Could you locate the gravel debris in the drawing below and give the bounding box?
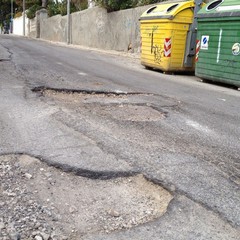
[0,154,172,239]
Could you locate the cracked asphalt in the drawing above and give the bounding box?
[0,35,240,239]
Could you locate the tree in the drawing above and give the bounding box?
[15,0,41,10]
[0,0,14,27]
[94,0,165,12]
[71,0,88,11]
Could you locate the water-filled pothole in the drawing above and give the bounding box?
[0,154,173,239]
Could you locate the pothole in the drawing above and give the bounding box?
[96,104,165,121]
[0,154,173,239]
[32,87,143,96]
[34,87,166,121]
[0,59,11,62]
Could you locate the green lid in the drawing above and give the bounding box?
[197,0,240,18]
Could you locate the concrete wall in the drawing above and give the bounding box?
[40,14,68,43]
[71,6,148,52]
[39,1,213,52]
[28,18,37,38]
[40,5,151,52]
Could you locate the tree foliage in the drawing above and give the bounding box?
[0,0,171,25]
[26,0,88,18]
[0,0,88,23]
[94,0,167,12]
[26,4,42,18]
[50,0,77,16]
[0,0,11,26]
[72,0,88,11]
[94,0,137,12]
[15,0,40,9]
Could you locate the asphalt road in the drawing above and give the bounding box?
[0,35,239,239]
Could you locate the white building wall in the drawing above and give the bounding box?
[13,15,29,36]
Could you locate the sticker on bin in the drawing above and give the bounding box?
[232,43,240,56]
[216,5,240,12]
[164,38,171,57]
[196,40,200,62]
[201,36,209,50]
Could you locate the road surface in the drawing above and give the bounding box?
[0,35,239,239]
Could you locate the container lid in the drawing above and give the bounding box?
[140,0,195,20]
[197,0,240,18]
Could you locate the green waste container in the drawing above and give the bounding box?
[196,0,240,87]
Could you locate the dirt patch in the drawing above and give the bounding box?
[0,155,173,240]
[41,90,165,122]
[94,104,164,122]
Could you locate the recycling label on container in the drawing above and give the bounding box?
[232,43,240,56]
[200,35,209,50]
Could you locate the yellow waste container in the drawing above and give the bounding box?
[140,0,202,72]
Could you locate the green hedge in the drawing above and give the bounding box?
[26,4,42,19]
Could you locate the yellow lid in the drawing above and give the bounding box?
[140,0,195,20]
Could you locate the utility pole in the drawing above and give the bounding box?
[10,0,13,33]
[23,0,25,36]
[67,0,70,44]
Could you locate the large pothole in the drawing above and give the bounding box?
[36,88,166,122]
[0,155,173,240]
